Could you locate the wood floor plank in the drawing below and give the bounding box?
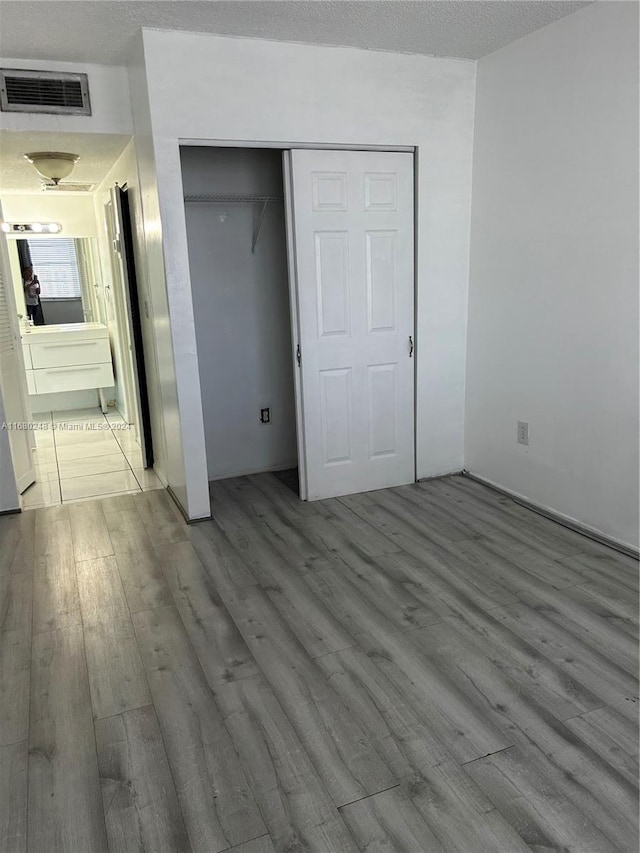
[452,529,586,591]
[452,475,633,562]
[421,478,583,560]
[305,567,407,644]
[132,605,266,852]
[355,626,513,764]
[224,476,312,535]
[247,472,320,521]
[465,745,620,853]
[95,493,137,514]
[339,786,446,853]
[188,522,258,592]
[318,496,404,556]
[374,531,519,611]
[0,637,30,746]
[389,483,475,540]
[513,584,638,674]
[29,625,108,853]
[225,526,355,658]
[329,544,446,632]
[437,594,605,720]
[248,516,334,572]
[559,550,639,590]
[224,585,396,807]
[560,583,639,640]
[369,487,472,546]
[214,675,360,852]
[493,601,639,707]
[105,509,173,613]
[226,836,276,853]
[317,648,533,852]
[340,490,454,552]
[0,740,27,853]
[0,511,35,575]
[133,489,188,546]
[576,575,639,623]
[95,705,192,853]
[0,569,32,641]
[209,479,260,532]
[157,540,260,685]
[76,556,151,719]
[69,501,113,561]
[409,621,639,851]
[32,517,81,635]
[563,705,639,787]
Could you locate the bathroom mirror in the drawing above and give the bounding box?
[9,236,101,326]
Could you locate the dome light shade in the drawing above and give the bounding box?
[24,151,79,185]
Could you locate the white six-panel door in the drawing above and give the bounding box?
[286,150,414,500]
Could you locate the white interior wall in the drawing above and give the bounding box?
[466,1,639,548]
[0,194,98,236]
[181,147,297,480]
[140,29,476,518]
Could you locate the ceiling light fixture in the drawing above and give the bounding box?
[0,221,62,234]
[24,151,79,185]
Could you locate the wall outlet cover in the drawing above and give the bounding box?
[517,420,529,446]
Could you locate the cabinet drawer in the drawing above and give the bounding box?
[33,362,115,394]
[22,345,33,369]
[30,338,111,369]
[25,369,36,395]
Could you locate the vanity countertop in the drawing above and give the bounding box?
[22,322,109,344]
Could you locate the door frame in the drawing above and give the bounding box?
[103,193,139,431]
[0,201,36,500]
[179,139,419,499]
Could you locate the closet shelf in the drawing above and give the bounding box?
[184,194,284,253]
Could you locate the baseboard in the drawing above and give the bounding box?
[208,462,298,481]
[417,469,464,483]
[0,506,21,516]
[462,470,639,561]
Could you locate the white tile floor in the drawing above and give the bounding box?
[21,408,163,510]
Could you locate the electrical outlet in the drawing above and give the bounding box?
[517,421,529,446]
[260,407,271,425]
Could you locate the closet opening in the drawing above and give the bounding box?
[181,146,300,500]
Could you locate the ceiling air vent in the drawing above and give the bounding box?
[0,69,91,115]
[42,181,95,193]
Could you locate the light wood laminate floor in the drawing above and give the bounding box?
[1,473,637,853]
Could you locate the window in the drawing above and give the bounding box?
[28,238,81,299]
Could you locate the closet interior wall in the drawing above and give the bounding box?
[181,146,297,481]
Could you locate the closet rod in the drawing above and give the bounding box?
[183,194,283,203]
[183,194,284,252]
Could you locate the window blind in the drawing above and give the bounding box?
[0,260,15,354]
[28,238,81,299]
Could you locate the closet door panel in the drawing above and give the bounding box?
[287,150,414,500]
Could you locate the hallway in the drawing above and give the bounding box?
[21,408,162,510]
[0,475,637,852]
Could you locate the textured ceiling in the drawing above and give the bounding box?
[0,131,131,193]
[0,1,592,65]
